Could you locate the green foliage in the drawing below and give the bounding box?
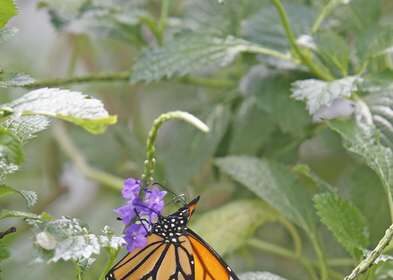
[314,193,369,258]
[6,88,117,134]
[216,156,316,233]
[0,73,35,88]
[0,185,37,208]
[240,272,288,280]
[132,34,264,82]
[192,200,278,255]
[0,0,17,28]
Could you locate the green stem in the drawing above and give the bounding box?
[53,123,124,190]
[312,0,339,33]
[309,234,328,280]
[0,209,42,220]
[279,218,302,257]
[75,263,83,280]
[142,111,209,187]
[98,248,120,280]
[158,0,171,44]
[271,0,334,80]
[345,224,393,280]
[19,71,233,90]
[385,186,393,223]
[248,238,318,280]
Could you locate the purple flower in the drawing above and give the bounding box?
[122,178,141,200]
[114,202,136,225]
[114,178,167,252]
[124,224,148,252]
[144,186,167,213]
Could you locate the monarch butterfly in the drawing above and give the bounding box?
[106,196,240,280]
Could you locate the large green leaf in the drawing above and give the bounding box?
[4,88,117,134]
[314,193,369,258]
[215,156,316,232]
[0,0,17,28]
[160,105,230,190]
[329,120,393,195]
[291,76,360,115]
[192,200,278,255]
[0,241,10,262]
[229,97,275,155]
[252,75,310,137]
[0,185,37,208]
[131,34,270,83]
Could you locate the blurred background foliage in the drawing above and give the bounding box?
[1,0,393,279]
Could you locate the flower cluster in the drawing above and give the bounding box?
[115,178,166,252]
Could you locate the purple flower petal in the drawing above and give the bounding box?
[114,202,136,225]
[144,186,167,213]
[124,224,148,252]
[122,178,141,200]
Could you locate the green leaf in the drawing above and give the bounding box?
[315,31,350,76]
[215,156,316,232]
[252,75,310,137]
[3,115,50,143]
[291,76,360,115]
[329,120,393,196]
[240,272,288,280]
[0,127,23,180]
[314,193,369,258]
[242,2,315,51]
[160,105,230,190]
[5,88,117,134]
[365,90,393,149]
[0,73,35,88]
[0,0,17,28]
[192,200,278,255]
[0,185,37,208]
[229,97,275,155]
[131,34,264,83]
[0,209,42,220]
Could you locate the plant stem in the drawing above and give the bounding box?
[53,123,124,190]
[279,218,302,257]
[345,224,393,280]
[20,71,234,90]
[312,0,339,33]
[248,238,318,280]
[309,234,328,280]
[271,0,334,80]
[141,111,209,187]
[98,248,120,280]
[75,263,83,280]
[157,0,171,44]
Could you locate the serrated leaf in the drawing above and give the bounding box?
[291,76,360,115]
[329,120,393,196]
[0,185,37,208]
[314,193,369,257]
[132,34,263,83]
[0,0,17,28]
[0,127,23,180]
[160,105,230,190]
[240,272,288,280]
[242,2,315,52]
[365,90,393,149]
[29,217,124,264]
[3,115,50,143]
[192,200,278,255]
[0,73,35,88]
[215,156,316,232]
[229,97,275,155]
[4,88,117,134]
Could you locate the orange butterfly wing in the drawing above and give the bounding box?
[185,229,239,280]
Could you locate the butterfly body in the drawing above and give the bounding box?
[106,197,239,280]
